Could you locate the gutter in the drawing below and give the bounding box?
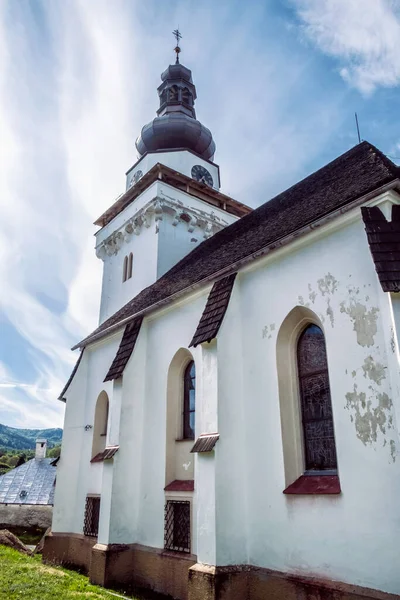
[73,179,400,350]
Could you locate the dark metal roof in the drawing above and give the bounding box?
[361,205,400,292]
[76,142,400,349]
[103,317,143,382]
[58,349,84,401]
[189,274,237,347]
[135,60,215,160]
[91,446,119,463]
[136,114,215,161]
[191,433,219,453]
[0,458,56,505]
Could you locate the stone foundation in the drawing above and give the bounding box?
[188,564,400,600]
[42,532,97,573]
[43,535,399,600]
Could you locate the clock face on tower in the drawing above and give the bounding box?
[128,169,143,189]
[191,165,213,187]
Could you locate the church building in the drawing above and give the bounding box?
[43,38,400,600]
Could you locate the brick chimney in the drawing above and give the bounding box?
[35,438,47,460]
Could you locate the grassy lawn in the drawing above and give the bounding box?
[0,545,136,600]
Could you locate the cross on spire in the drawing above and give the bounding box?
[172,28,182,64]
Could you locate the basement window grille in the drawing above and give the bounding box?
[83,496,100,537]
[164,500,191,553]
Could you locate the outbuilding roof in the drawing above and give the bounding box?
[75,141,400,350]
[0,458,56,506]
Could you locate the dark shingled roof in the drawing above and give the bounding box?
[191,433,219,453]
[361,205,400,292]
[77,142,400,349]
[189,274,236,347]
[58,350,84,401]
[0,458,56,505]
[91,445,119,463]
[104,317,143,381]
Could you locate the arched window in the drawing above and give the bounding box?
[92,391,109,459]
[169,85,178,101]
[297,324,337,472]
[183,361,195,440]
[122,256,128,282]
[182,87,191,105]
[128,253,133,279]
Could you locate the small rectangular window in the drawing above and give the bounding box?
[83,496,100,537]
[164,500,191,553]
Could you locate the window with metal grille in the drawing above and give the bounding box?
[83,496,100,537]
[297,324,338,472]
[183,361,195,440]
[164,500,191,553]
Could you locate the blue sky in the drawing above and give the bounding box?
[1,0,399,429]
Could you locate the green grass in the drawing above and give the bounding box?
[0,545,136,600]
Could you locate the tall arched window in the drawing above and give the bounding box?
[183,361,195,440]
[91,391,109,459]
[297,324,337,472]
[128,253,133,279]
[122,256,128,282]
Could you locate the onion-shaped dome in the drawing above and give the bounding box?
[136,114,215,161]
[135,61,216,161]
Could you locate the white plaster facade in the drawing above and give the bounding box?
[53,176,400,595]
[96,166,236,323]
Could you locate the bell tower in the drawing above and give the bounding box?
[95,33,251,324]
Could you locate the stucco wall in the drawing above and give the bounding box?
[54,196,400,595]
[0,504,52,529]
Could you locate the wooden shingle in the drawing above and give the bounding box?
[189,274,236,347]
[104,317,143,382]
[361,205,400,293]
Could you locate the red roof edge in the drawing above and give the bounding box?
[283,475,341,495]
[164,479,194,492]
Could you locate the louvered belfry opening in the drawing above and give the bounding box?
[83,496,100,537]
[164,500,191,553]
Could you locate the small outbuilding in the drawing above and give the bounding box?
[0,439,56,530]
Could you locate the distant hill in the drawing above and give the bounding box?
[0,423,62,451]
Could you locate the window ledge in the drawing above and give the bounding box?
[283,475,341,495]
[164,480,194,492]
[175,438,194,443]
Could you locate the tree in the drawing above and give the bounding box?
[15,454,26,467]
[47,445,61,459]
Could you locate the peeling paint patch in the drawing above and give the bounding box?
[390,440,396,462]
[345,384,394,460]
[340,300,379,347]
[317,273,338,296]
[351,370,357,378]
[298,295,310,308]
[262,324,275,339]
[308,284,317,304]
[326,299,334,328]
[362,356,386,385]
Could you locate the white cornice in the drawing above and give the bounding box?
[95,193,229,260]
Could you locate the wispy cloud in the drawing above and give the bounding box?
[292,0,400,94]
[0,0,397,429]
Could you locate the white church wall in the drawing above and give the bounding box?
[107,292,209,552]
[212,281,249,567]
[52,335,120,535]
[215,214,400,594]
[96,180,236,323]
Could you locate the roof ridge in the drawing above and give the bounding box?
[74,141,400,349]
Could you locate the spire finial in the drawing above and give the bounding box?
[172,28,182,64]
